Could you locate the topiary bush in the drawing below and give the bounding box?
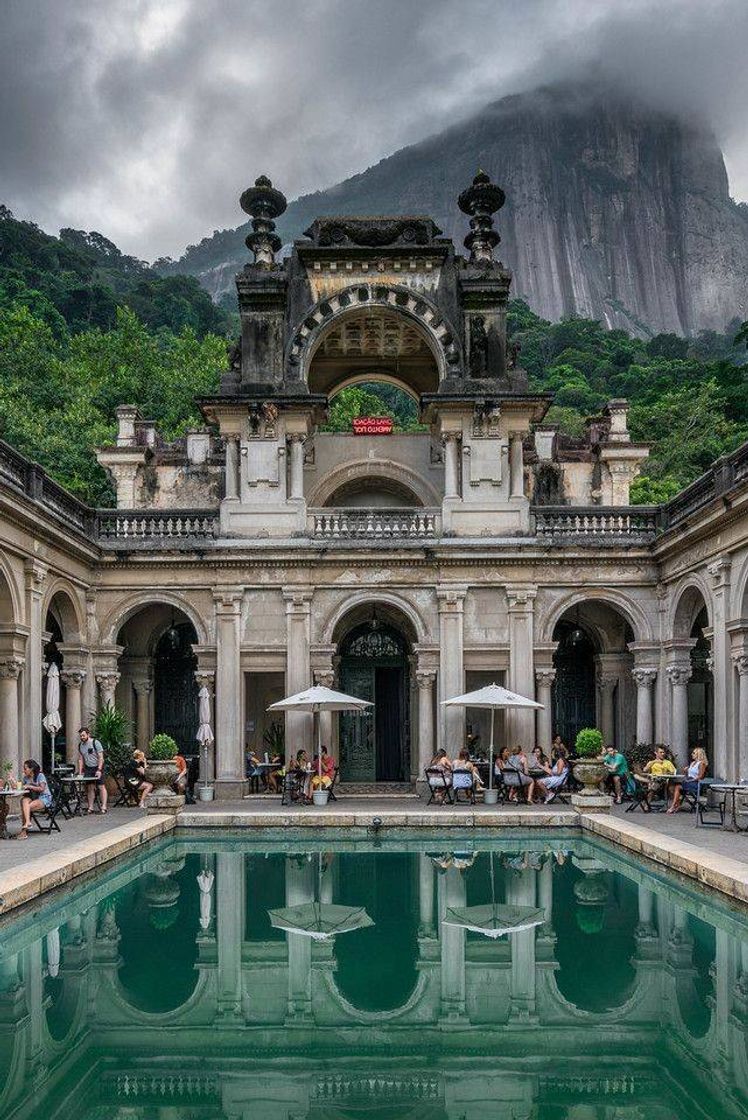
[575,728,603,758]
[148,733,178,760]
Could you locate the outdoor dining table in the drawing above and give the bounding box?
[0,788,26,839]
[58,775,101,817]
[709,783,748,832]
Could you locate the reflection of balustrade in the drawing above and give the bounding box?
[111,1073,218,1100]
[310,507,440,540]
[314,1075,440,1101]
[96,509,219,543]
[532,506,659,543]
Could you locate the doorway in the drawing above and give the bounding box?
[338,622,410,782]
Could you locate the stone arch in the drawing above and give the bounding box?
[321,590,427,646]
[308,458,440,509]
[538,588,653,647]
[328,370,421,402]
[287,283,462,392]
[100,590,209,648]
[670,577,713,638]
[44,581,85,643]
[0,554,21,624]
[730,553,748,618]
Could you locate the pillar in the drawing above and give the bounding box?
[416,669,436,781]
[708,558,732,779]
[0,658,23,771]
[95,670,120,711]
[534,669,555,750]
[509,432,524,499]
[60,669,85,763]
[439,866,466,1020]
[733,654,748,782]
[437,587,466,752]
[596,673,617,746]
[216,851,244,1020]
[132,677,153,752]
[419,853,435,937]
[289,435,305,500]
[667,663,692,768]
[285,856,313,1021]
[442,434,460,499]
[214,589,246,797]
[224,435,239,500]
[313,668,335,757]
[24,561,47,755]
[506,867,538,1020]
[507,588,536,746]
[284,590,313,752]
[631,667,657,745]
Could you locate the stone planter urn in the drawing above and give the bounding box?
[570,758,611,813]
[145,758,184,815]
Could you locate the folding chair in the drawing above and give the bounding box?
[697,779,725,827]
[327,766,339,802]
[112,770,139,808]
[425,768,453,805]
[29,785,63,834]
[502,769,528,803]
[452,769,476,805]
[281,770,305,806]
[626,775,654,813]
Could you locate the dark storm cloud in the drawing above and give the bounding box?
[1,0,747,259]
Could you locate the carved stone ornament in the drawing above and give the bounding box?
[60,668,86,690]
[416,669,437,689]
[0,657,24,681]
[666,664,692,687]
[535,668,557,687]
[631,667,657,688]
[304,217,441,248]
[733,654,748,677]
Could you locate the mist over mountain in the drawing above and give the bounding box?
[164,82,748,337]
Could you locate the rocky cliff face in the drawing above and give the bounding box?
[169,83,748,336]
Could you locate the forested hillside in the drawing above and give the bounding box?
[0,207,746,507]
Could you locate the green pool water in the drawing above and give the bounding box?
[2,831,748,1120]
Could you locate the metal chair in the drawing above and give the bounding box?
[281,769,306,806]
[451,768,476,805]
[29,784,64,834]
[425,767,453,805]
[697,778,726,827]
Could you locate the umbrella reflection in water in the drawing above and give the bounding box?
[269,851,374,941]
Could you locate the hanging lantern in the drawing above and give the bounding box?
[166,610,180,650]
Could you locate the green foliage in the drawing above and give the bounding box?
[322,382,422,432]
[148,733,179,760]
[625,742,673,771]
[574,728,603,757]
[629,475,681,504]
[92,705,132,772]
[262,722,285,757]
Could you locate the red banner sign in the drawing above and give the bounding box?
[352,416,393,435]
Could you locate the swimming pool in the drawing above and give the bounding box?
[2,830,747,1119]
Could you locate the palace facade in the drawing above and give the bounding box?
[0,173,747,795]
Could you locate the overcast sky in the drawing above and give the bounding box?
[2,0,748,261]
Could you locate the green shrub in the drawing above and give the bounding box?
[148,733,178,760]
[92,704,132,772]
[575,728,603,757]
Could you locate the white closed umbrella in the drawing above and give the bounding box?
[43,664,63,774]
[46,927,61,977]
[442,683,543,795]
[197,868,214,931]
[196,686,214,787]
[268,685,372,778]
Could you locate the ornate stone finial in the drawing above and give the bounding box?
[240,174,287,266]
[458,170,505,263]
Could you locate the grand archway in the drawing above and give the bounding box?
[336,611,413,784]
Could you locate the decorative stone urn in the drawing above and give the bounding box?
[570,759,611,814]
[144,758,184,815]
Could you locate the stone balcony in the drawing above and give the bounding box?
[310,507,441,541]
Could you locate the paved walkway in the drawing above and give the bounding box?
[0,806,146,876]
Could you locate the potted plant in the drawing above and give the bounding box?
[92,704,133,798]
[146,734,180,800]
[572,728,606,796]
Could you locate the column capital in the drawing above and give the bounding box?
[95,670,121,690]
[441,432,460,446]
[535,667,556,687]
[132,676,153,696]
[416,669,437,689]
[732,654,748,676]
[707,556,731,589]
[666,664,692,687]
[60,668,86,690]
[436,585,468,613]
[283,588,314,614]
[0,657,24,681]
[195,668,216,689]
[213,588,243,613]
[631,666,657,688]
[24,560,48,593]
[313,669,335,688]
[596,671,618,692]
[507,586,537,611]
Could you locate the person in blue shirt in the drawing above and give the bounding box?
[18,759,52,839]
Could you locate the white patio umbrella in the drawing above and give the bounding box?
[195,686,214,787]
[442,683,543,796]
[268,685,372,779]
[442,851,544,939]
[42,664,63,774]
[268,852,374,940]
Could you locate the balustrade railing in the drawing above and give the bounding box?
[311,507,440,540]
[96,509,219,543]
[533,506,660,541]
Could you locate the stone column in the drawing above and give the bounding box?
[631,667,657,745]
[439,866,466,1020]
[509,432,524,499]
[667,664,692,768]
[24,561,47,755]
[313,668,335,756]
[534,668,555,750]
[507,588,536,746]
[224,435,239,500]
[416,669,437,784]
[506,867,537,1020]
[733,655,748,781]
[132,676,153,752]
[596,673,617,746]
[0,658,23,771]
[288,435,305,500]
[214,590,246,798]
[283,590,313,752]
[216,851,244,1020]
[60,669,85,763]
[419,853,435,937]
[285,856,313,1021]
[437,587,466,752]
[708,558,732,778]
[195,668,216,782]
[442,434,460,499]
[95,670,120,710]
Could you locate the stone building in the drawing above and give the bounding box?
[0,173,747,796]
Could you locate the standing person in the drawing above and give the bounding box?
[76,727,108,814]
[17,759,52,839]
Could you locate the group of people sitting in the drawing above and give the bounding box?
[600,743,708,810]
[250,745,336,802]
[428,739,570,804]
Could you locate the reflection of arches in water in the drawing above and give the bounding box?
[334,852,419,1012]
[116,855,201,1014]
[552,861,638,1012]
[44,972,81,1043]
[674,913,715,1039]
[246,853,286,941]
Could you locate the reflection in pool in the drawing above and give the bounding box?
[1,835,748,1120]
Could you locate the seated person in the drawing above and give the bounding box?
[18,759,53,838]
[503,745,535,803]
[172,752,188,794]
[124,749,154,807]
[600,745,634,804]
[267,755,285,794]
[530,746,550,773]
[246,750,262,781]
[494,746,511,781]
[536,746,569,803]
[428,748,452,803]
[452,748,484,789]
[295,749,313,800]
[311,744,336,790]
[641,746,676,803]
[667,748,708,813]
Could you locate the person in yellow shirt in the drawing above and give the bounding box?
[641,746,676,805]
